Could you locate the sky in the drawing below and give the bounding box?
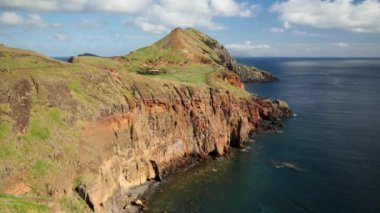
[0,0,380,57]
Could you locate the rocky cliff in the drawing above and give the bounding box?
[76,80,291,212]
[0,29,291,212]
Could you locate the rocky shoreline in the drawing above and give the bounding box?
[116,155,206,212]
[74,84,293,212]
[114,100,293,212]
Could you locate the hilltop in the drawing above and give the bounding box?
[121,28,276,82]
[0,29,290,212]
[0,44,66,69]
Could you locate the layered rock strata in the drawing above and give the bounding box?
[75,80,291,212]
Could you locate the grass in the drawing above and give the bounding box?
[0,103,10,113]
[23,116,50,142]
[0,140,15,160]
[127,39,173,63]
[22,106,66,144]
[70,81,93,103]
[182,28,221,61]
[73,175,95,189]
[149,64,216,85]
[0,195,48,213]
[207,71,251,99]
[29,160,52,180]
[0,47,63,70]
[70,56,124,71]
[48,108,60,123]
[59,195,88,213]
[0,122,10,141]
[12,107,63,185]
[70,81,95,104]
[222,83,251,98]
[123,35,189,72]
[0,105,73,196]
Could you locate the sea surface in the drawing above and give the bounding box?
[53,57,71,62]
[147,58,380,213]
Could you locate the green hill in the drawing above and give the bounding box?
[122,28,277,82]
[0,44,65,69]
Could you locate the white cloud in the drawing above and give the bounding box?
[283,21,291,30]
[0,0,258,33]
[133,0,258,33]
[54,33,68,41]
[336,42,350,48]
[134,17,168,34]
[0,11,59,28]
[0,0,151,13]
[269,22,291,33]
[0,0,256,17]
[75,19,104,28]
[291,30,333,39]
[226,41,271,56]
[226,42,380,57]
[0,11,24,25]
[270,27,285,33]
[210,0,259,17]
[271,0,380,33]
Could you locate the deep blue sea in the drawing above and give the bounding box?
[148,58,380,213]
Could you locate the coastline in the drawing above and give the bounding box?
[112,155,207,212]
[125,117,291,212]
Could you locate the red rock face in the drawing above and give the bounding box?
[77,80,292,211]
[218,71,245,89]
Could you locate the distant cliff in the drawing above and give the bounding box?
[0,28,290,212]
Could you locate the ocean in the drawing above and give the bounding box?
[146,58,380,213]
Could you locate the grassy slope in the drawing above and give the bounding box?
[0,45,123,212]
[70,29,250,96]
[117,28,250,97]
[0,44,64,69]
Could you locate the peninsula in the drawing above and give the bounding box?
[0,28,291,212]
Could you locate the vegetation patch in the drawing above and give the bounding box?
[59,195,88,213]
[23,117,50,142]
[149,64,216,85]
[207,71,251,98]
[29,160,52,180]
[0,45,63,70]
[47,108,60,123]
[69,56,123,71]
[70,81,94,104]
[0,194,48,213]
[0,140,15,160]
[73,175,95,189]
[0,103,10,113]
[0,122,10,141]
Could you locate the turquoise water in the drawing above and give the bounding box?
[147,58,380,213]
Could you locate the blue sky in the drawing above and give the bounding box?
[0,0,379,57]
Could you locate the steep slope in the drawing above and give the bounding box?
[123,28,276,82]
[0,40,291,212]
